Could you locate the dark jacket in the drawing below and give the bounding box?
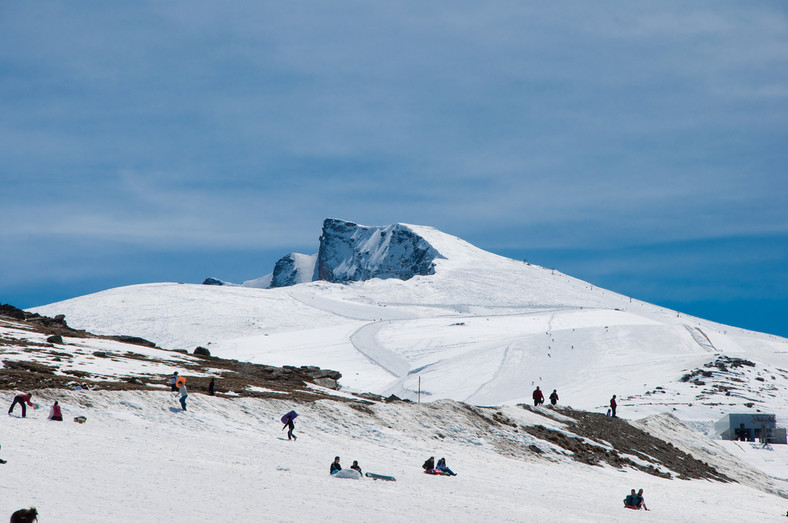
[422,457,435,471]
[330,461,342,474]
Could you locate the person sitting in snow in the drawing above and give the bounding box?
[350,460,362,475]
[48,400,63,421]
[624,489,637,508]
[435,457,456,476]
[422,456,435,473]
[532,386,544,406]
[634,488,648,510]
[8,392,34,418]
[330,456,342,475]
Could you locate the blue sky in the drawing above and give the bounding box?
[1,2,786,337]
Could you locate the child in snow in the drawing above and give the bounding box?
[422,456,435,473]
[170,372,179,391]
[10,507,38,523]
[549,389,559,405]
[48,400,63,421]
[177,383,188,411]
[350,460,362,475]
[435,458,456,476]
[330,456,342,475]
[8,393,34,418]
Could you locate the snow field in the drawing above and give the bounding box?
[1,390,786,522]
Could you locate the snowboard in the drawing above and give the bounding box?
[331,469,361,479]
[365,472,396,481]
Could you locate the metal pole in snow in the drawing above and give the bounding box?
[418,376,421,404]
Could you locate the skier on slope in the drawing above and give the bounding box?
[549,390,559,405]
[532,386,544,406]
[8,392,35,418]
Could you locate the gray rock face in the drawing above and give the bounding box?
[270,253,318,288]
[316,219,443,283]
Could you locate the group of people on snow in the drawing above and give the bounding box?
[422,456,457,476]
[623,488,648,510]
[329,456,362,476]
[7,392,62,421]
[531,387,559,407]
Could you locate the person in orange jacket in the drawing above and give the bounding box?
[8,393,35,418]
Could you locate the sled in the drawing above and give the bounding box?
[365,472,396,481]
[281,410,298,424]
[73,416,87,423]
[331,469,361,479]
[424,469,455,476]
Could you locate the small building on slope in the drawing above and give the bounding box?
[715,413,787,444]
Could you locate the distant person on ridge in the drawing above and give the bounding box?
[533,386,544,406]
[610,395,617,418]
[330,456,342,475]
[208,378,215,396]
[8,392,34,418]
[549,389,559,406]
[48,400,63,421]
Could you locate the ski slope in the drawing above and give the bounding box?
[33,223,788,428]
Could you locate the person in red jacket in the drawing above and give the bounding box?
[8,393,34,418]
[48,401,63,421]
[610,395,618,418]
[532,386,544,406]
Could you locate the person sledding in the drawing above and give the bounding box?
[435,457,456,476]
[624,488,648,510]
[422,456,435,473]
[8,392,35,418]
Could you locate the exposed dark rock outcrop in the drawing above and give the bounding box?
[316,219,443,283]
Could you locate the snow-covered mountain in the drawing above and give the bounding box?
[33,219,788,431]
